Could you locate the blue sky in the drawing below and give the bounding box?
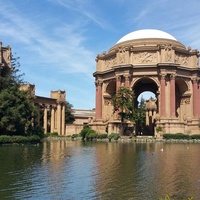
[0,0,199,109]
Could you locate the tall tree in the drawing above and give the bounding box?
[134,96,146,134]
[112,86,135,134]
[65,101,75,124]
[0,54,41,136]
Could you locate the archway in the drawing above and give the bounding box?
[132,77,158,136]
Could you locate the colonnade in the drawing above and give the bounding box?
[159,73,200,119]
[41,103,65,135]
[95,74,130,120]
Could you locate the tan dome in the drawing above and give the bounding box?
[117,29,177,44]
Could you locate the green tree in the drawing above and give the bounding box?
[65,101,75,124]
[0,54,42,136]
[112,86,135,134]
[133,96,146,134]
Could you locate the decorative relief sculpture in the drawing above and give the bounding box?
[175,53,189,66]
[104,56,116,68]
[164,44,173,62]
[118,46,126,64]
[180,97,190,105]
[104,99,111,106]
[132,52,157,64]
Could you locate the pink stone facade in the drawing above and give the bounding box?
[93,32,200,135]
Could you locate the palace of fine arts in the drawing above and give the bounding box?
[1,29,200,137]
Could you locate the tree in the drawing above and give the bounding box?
[65,101,75,124]
[112,86,135,134]
[133,96,146,134]
[0,54,42,136]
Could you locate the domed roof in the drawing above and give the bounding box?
[116,29,177,44]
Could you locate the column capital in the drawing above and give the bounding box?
[124,74,130,80]
[95,79,103,87]
[116,75,122,82]
[192,76,198,83]
[159,73,166,80]
[170,73,176,80]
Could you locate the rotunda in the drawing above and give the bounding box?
[93,29,200,136]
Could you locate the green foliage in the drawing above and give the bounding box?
[163,133,190,140]
[65,101,75,124]
[190,134,200,139]
[108,133,120,141]
[71,133,80,138]
[80,125,98,141]
[112,86,135,123]
[44,132,58,137]
[156,126,163,132]
[97,134,108,139]
[0,135,41,144]
[131,96,146,131]
[0,54,42,136]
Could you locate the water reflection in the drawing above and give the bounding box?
[0,140,200,199]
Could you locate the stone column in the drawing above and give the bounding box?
[124,75,130,88]
[116,75,121,91]
[57,102,61,135]
[192,77,199,118]
[95,80,103,120]
[50,105,55,133]
[160,73,166,117]
[61,103,65,135]
[43,105,48,133]
[170,74,176,117]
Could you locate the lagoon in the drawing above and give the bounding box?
[0,139,200,200]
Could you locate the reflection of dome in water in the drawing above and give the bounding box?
[116,29,177,44]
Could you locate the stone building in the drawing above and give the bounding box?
[93,29,200,135]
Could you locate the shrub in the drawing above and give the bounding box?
[71,134,80,139]
[80,125,97,141]
[163,133,190,140]
[97,134,108,139]
[0,135,12,144]
[86,130,98,141]
[11,135,29,143]
[29,135,41,143]
[0,135,41,144]
[108,133,120,141]
[190,134,200,140]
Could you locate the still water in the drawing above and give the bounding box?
[0,139,200,200]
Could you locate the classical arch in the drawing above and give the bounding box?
[93,29,200,135]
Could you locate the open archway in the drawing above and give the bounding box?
[132,77,158,136]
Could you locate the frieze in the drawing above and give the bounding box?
[175,53,189,66]
[132,51,157,64]
[164,44,173,62]
[118,46,127,64]
[104,56,117,68]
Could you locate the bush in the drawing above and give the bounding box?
[190,134,200,140]
[0,135,12,144]
[97,134,108,139]
[0,135,41,144]
[108,133,120,141]
[80,125,97,141]
[29,135,41,143]
[86,130,98,141]
[163,133,190,140]
[71,134,80,139]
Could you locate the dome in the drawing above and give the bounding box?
[116,29,177,44]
